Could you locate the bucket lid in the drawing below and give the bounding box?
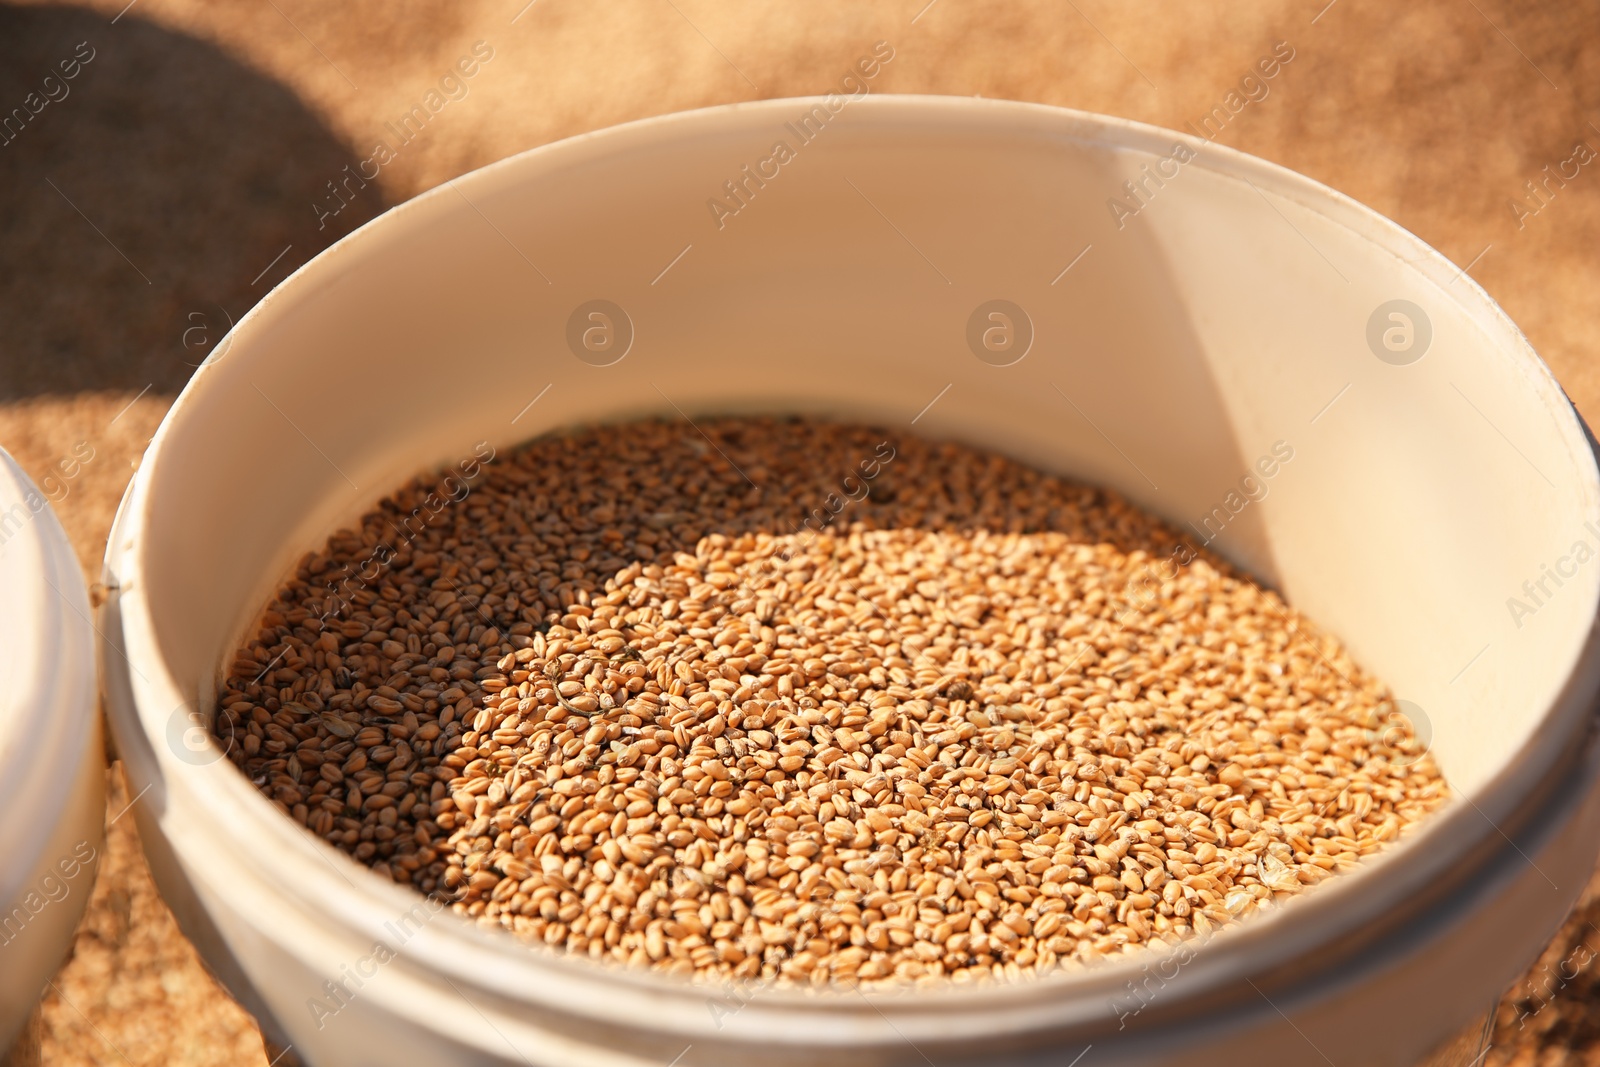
[0,446,101,1041]
[0,447,96,823]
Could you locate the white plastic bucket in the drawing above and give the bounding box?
[99,96,1600,1066]
[0,450,103,1055]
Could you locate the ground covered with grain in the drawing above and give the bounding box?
[215,418,1447,986]
[6,0,1598,1059]
[6,2,1593,1062]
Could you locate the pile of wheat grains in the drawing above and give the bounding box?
[216,417,1446,987]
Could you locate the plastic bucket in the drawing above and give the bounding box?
[0,449,103,1056]
[99,96,1600,1065]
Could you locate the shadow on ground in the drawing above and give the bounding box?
[0,2,389,400]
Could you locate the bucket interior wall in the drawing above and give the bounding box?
[136,100,1599,806]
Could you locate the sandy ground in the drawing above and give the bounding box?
[2,0,1599,1062]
